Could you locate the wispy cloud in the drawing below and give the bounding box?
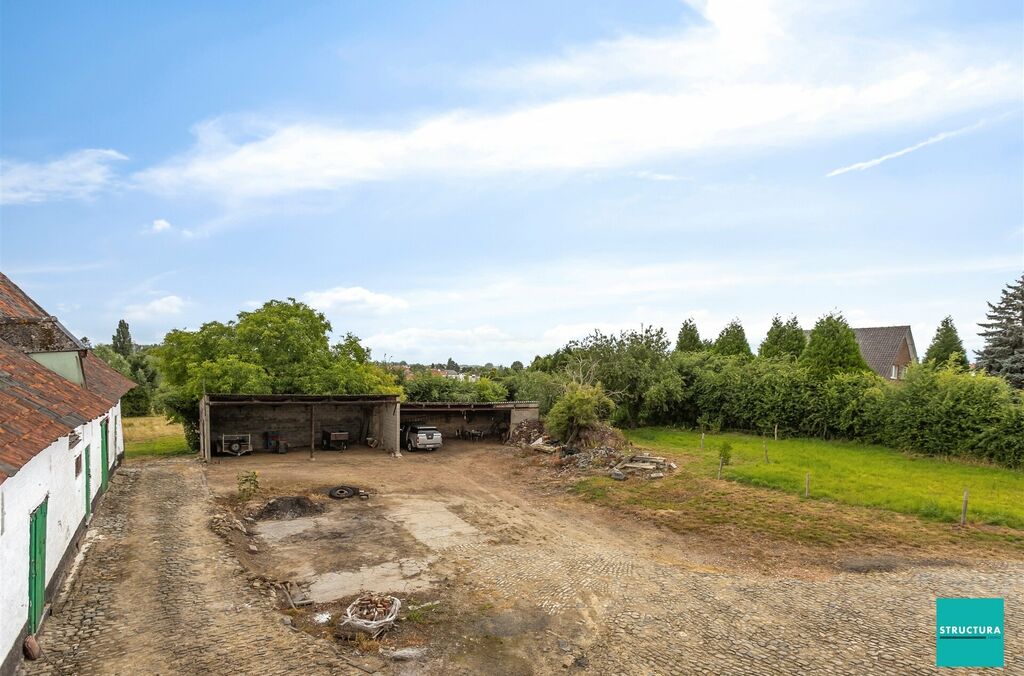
[150,218,172,233]
[123,295,187,321]
[633,170,689,182]
[133,2,1019,202]
[826,118,990,177]
[0,149,126,205]
[303,286,408,314]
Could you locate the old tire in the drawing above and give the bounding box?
[328,485,358,500]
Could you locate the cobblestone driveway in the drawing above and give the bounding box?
[20,454,1024,675]
[21,461,363,676]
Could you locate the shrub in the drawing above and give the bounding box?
[545,384,615,443]
[718,441,732,466]
[237,471,260,500]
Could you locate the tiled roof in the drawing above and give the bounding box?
[851,326,916,377]
[82,351,137,403]
[0,340,114,484]
[0,272,50,319]
[0,273,136,484]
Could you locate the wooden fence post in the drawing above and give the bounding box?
[717,457,724,480]
[762,437,768,463]
[700,432,705,451]
[960,489,969,526]
[774,424,778,441]
[804,473,810,498]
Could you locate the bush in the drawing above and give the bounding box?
[545,384,615,443]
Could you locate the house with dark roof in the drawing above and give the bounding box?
[801,325,918,380]
[852,326,918,380]
[0,273,135,674]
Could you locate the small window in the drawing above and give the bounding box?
[891,365,898,379]
[75,454,83,476]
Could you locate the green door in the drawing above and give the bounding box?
[84,445,92,518]
[28,498,48,633]
[100,419,109,492]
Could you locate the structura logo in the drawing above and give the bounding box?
[936,598,1004,668]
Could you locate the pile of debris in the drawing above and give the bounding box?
[558,446,624,473]
[609,453,677,481]
[252,495,326,521]
[508,418,545,446]
[337,593,401,638]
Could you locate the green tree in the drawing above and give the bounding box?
[545,384,614,443]
[758,315,806,359]
[446,357,459,371]
[112,319,133,357]
[976,274,1024,388]
[800,313,869,379]
[923,316,969,369]
[675,319,705,352]
[510,360,524,371]
[154,300,398,449]
[712,320,753,357]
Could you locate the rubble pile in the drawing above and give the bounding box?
[508,419,545,446]
[609,454,678,481]
[558,446,624,473]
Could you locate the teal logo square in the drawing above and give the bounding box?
[936,598,1004,668]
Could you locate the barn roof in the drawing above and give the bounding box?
[0,273,136,484]
[851,326,917,377]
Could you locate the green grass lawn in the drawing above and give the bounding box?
[626,427,1024,529]
[123,415,192,458]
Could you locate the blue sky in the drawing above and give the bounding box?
[1,0,1021,364]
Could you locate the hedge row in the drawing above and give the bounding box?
[639,352,1024,468]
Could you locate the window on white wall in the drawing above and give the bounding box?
[75,454,83,476]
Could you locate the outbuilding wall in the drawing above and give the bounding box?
[208,400,399,453]
[0,403,122,676]
[400,409,511,439]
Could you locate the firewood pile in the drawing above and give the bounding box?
[339,593,401,637]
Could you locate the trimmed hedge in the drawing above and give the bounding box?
[639,352,1023,468]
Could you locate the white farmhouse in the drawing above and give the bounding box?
[0,273,134,674]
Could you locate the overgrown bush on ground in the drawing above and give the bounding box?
[545,384,614,444]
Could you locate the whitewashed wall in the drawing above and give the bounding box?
[0,401,122,667]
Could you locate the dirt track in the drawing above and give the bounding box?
[23,444,1024,674]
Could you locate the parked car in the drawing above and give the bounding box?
[401,424,442,451]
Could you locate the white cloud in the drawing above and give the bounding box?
[352,254,1020,363]
[150,218,173,233]
[123,295,186,321]
[303,286,408,314]
[633,170,689,182]
[134,2,1019,201]
[826,118,989,177]
[0,149,126,205]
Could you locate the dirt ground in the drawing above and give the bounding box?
[202,441,1024,674]
[25,441,1023,675]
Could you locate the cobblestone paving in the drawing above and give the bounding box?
[455,531,1023,675]
[21,461,363,676]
